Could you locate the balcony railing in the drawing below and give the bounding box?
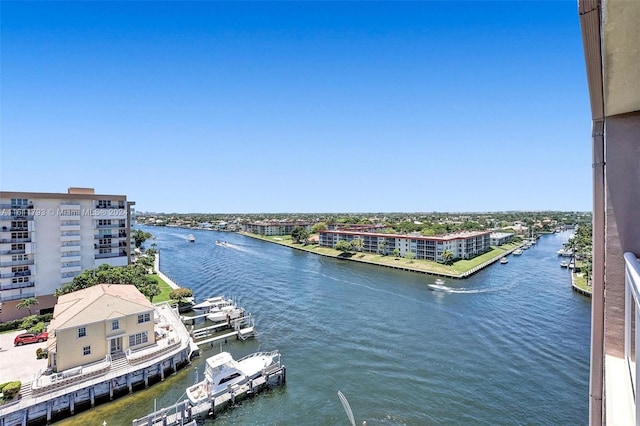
[0,270,32,279]
[624,252,640,423]
[0,259,34,267]
[0,281,35,291]
[95,252,127,259]
[0,238,32,244]
[0,292,35,302]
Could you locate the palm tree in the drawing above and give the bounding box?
[441,250,454,265]
[16,297,39,315]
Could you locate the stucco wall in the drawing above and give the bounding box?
[604,111,640,358]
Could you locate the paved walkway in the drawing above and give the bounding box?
[0,330,49,384]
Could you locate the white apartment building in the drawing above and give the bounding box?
[318,230,491,262]
[0,188,135,322]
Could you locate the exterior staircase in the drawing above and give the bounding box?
[109,352,130,373]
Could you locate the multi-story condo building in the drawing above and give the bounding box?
[246,221,312,236]
[0,188,135,322]
[319,230,491,262]
[579,0,640,424]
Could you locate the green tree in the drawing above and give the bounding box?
[351,238,363,252]
[169,288,193,301]
[335,240,352,253]
[16,297,39,315]
[406,251,415,263]
[311,222,328,234]
[393,248,400,258]
[140,283,161,302]
[378,238,387,255]
[291,226,310,244]
[133,229,153,249]
[441,250,454,265]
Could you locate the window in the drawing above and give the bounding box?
[78,327,86,338]
[83,346,91,356]
[137,313,150,324]
[11,243,25,251]
[129,331,148,347]
[112,320,119,331]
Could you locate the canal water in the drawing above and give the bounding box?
[58,227,590,425]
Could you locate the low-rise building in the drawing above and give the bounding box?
[47,284,155,373]
[319,230,491,262]
[490,232,514,246]
[246,221,311,236]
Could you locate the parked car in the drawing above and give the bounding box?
[14,332,48,346]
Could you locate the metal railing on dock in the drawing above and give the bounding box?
[132,364,286,426]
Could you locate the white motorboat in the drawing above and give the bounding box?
[560,261,569,268]
[500,257,508,264]
[186,350,281,405]
[513,249,523,256]
[191,296,234,313]
[187,234,195,242]
[206,304,245,323]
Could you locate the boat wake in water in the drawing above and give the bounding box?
[428,284,493,294]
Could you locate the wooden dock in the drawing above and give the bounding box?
[191,315,256,346]
[132,365,286,426]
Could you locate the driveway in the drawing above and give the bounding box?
[0,330,49,385]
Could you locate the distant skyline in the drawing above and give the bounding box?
[1,2,592,213]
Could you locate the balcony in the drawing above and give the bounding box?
[60,244,81,252]
[95,252,126,259]
[612,252,640,425]
[0,211,34,220]
[0,249,26,256]
[0,259,34,267]
[0,270,32,279]
[60,234,81,242]
[60,224,81,232]
[61,265,82,274]
[0,238,32,244]
[60,254,81,262]
[0,281,35,291]
[0,291,35,302]
[0,203,34,210]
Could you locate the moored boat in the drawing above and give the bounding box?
[513,249,523,256]
[500,257,508,264]
[186,350,281,405]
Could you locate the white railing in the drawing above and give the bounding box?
[624,252,640,423]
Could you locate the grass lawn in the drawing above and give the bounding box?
[241,232,513,278]
[148,274,174,303]
[573,272,593,294]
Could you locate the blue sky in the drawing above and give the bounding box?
[1,1,591,214]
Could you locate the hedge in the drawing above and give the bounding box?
[1,381,22,399]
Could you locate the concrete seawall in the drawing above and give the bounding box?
[155,251,180,290]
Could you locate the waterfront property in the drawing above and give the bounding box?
[579,1,640,424]
[489,232,514,246]
[46,284,156,373]
[0,301,193,426]
[0,187,135,322]
[318,229,491,262]
[245,221,311,236]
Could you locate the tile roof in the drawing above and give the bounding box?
[49,284,154,331]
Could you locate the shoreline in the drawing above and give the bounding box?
[237,231,519,279]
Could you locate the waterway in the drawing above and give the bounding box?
[58,227,590,425]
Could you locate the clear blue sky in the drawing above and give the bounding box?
[1,1,591,214]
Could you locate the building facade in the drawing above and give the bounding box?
[0,188,135,322]
[318,230,491,262]
[47,284,155,373]
[489,232,514,246]
[246,221,312,236]
[579,0,640,424]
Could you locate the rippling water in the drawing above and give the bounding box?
[58,227,590,425]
